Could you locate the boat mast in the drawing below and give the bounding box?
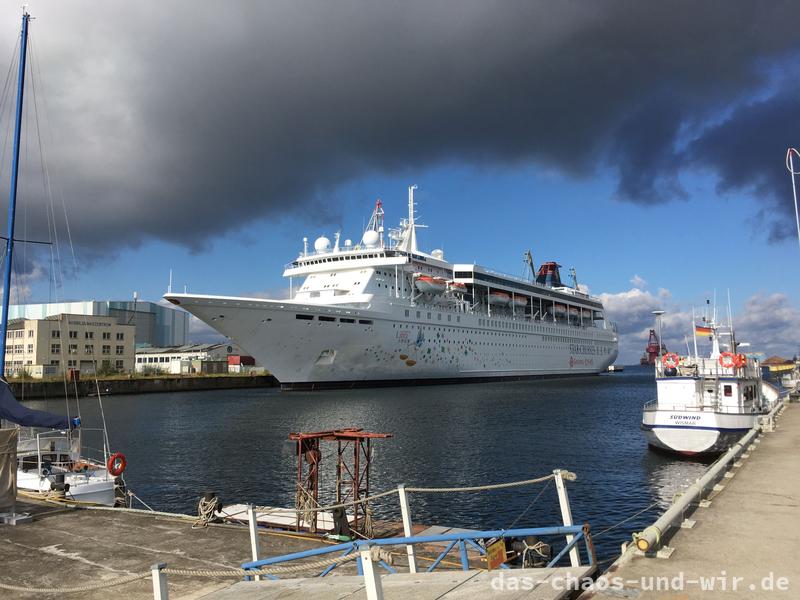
[0,10,30,377]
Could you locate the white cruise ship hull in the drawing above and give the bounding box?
[641,409,756,455]
[166,294,618,389]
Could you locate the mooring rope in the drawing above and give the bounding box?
[0,572,150,594]
[405,472,570,493]
[253,472,569,515]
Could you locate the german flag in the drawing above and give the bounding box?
[695,325,713,337]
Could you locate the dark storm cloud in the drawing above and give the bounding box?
[0,0,797,254]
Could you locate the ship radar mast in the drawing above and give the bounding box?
[364,199,385,248]
[395,184,427,253]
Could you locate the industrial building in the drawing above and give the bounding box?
[4,314,136,378]
[135,343,258,375]
[9,299,189,348]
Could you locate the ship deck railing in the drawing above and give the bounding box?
[643,400,763,413]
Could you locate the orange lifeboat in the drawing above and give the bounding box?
[448,281,468,294]
[488,291,511,306]
[414,274,447,294]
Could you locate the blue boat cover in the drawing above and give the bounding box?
[0,379,70,429]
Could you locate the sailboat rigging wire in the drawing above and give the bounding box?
[786,148,800,253]
[30,35,78,278]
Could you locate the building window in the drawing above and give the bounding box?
[85,331,94,339]
[27,330,33,338]
[115,345,125,356]
[27,344,33,353]
[115,360,124,370]
[102,345,111,355]
[52,330,60,338]
[67,359,76,367]
[101,360,111,369]
[102,332,111,340]
[69,330,78,339]
[116,332,125,341]
[15,330,23,338]
[50,360,60,366]
[68,344,77,354]
[85,344,94,354]
[51,343,60,354]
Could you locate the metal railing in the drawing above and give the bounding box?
[240,524,595,579]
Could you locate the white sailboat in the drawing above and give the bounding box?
[0,11,126,507]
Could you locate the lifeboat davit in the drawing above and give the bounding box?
[414,274,447,294]
[511,296,527,309]
[488,291,511,306]
[448,281,468,294]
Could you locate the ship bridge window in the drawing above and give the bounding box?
[296,314,314,320]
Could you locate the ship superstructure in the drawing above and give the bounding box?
[165,186,618,389]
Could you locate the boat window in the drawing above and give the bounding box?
[340,318,355,324]
[359,319,373,325]
[296,314,314,320]
[724,385,732,397]
[319,316,336,322]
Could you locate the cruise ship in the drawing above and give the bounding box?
[164,186,618,389]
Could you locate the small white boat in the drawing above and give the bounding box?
[641,318,772,455]
[488,291,510,306]
[414,274,447,294]
[16,428,123,506]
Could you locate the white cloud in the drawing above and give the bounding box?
[630,274,647,289]
[734,293,800,359]
[188,315,228,345]
[599,287,800,363]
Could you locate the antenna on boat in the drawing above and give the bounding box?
[168,269,173,294]
[569,267,578,289]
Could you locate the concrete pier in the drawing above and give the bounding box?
[586,403,800,599]
[0,501,350,599]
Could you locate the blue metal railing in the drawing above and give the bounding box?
[241,524,594,580]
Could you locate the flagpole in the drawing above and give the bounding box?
[692,307,698,358]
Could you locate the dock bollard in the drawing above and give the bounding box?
[359,547,384,600]
[397,484,418,573]
[553,469,580,567]
[151,563,168,600]
[246,504,261,581]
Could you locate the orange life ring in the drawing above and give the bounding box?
[719,352,736,368]
[107,452,127,477]
[735,354,747,368]
[661,353,679,368]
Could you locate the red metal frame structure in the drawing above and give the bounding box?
[289,428,392,533]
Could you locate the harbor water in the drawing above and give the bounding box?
[23,366,713,563]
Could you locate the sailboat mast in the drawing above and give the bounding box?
[0,11,31,376]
